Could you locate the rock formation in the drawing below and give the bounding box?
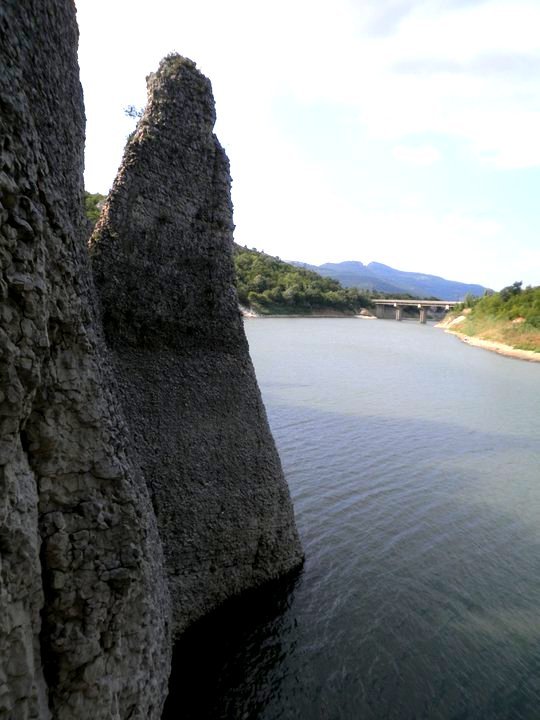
[0,2,170,718]
[1,2,302,717]
[90,55,304,636]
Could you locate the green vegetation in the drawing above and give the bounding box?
[82,198,381,317]
[448,282,540,352]
[84,191,106,224]
[234,246,372,315]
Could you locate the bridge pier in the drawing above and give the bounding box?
[375,305,393,319]
[372,299,458,323]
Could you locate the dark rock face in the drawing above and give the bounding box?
[0,2,170,717]
[90,56,303,635]
[1,5,302,716]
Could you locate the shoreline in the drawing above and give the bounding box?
[240,307,376,319]
[244,314,375,319]
[444,329,540,363]
[243,309,539,362]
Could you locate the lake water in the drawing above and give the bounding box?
[165,318,540,720]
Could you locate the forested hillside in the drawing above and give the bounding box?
[234,246,372,315]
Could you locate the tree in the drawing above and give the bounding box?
[500,281,522,302]
[84,191,106,223]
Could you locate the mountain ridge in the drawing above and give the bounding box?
[291,259,490,300]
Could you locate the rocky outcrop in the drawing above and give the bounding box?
[0,2,170,718]
[89,55,303,635]
[1,3,302,717]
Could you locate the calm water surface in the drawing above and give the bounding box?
[167,318,540,720]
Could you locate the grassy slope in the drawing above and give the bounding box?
[446,284,540,352]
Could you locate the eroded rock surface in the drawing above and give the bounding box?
[90,55,303,635]
[0,2,170,717]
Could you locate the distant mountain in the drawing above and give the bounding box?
[291,260,489,300]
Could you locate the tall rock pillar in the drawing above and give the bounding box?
[0,2,171,717]
[90,55,303,635]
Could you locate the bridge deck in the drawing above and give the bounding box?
[373,299,459,307]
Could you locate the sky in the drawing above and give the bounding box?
[76,0,540,291]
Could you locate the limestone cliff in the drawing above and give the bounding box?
[90,55,304,636]
[0,2,170,718]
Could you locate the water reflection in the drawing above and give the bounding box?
[163,572,302,720]
[264,404,540,720]
[163,403,540,719]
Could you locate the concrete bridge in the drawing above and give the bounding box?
[373,299,459,324]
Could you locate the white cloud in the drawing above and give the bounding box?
[393,144,441,166]
[77,0,540,175]
[357,2,540,169]
[75,0,540,287]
